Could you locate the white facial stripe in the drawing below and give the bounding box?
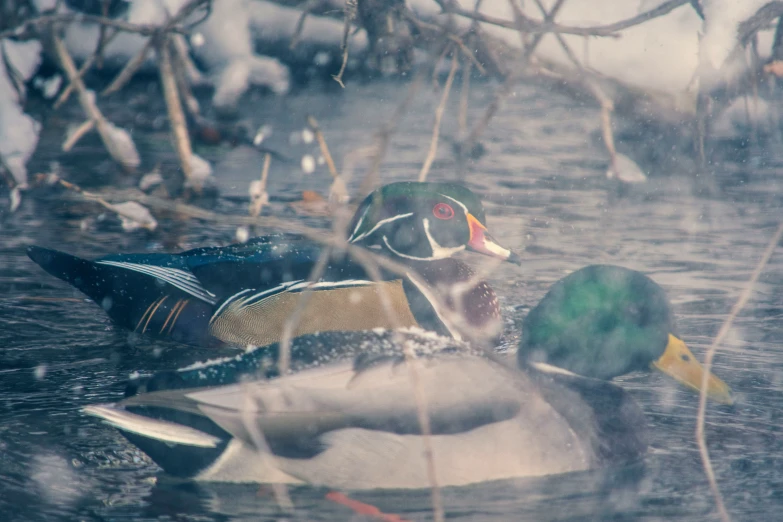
[349,212,414,243]
[422,218,466,259]
[382,236,432,261]
[96,260,217,304]
[405,272,463,341]
[438,193,469,214]
[348,206,370,241]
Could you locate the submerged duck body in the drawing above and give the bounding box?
[85,265,732,489]
[28,182,520,347]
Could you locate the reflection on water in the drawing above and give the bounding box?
[1,80,782,521]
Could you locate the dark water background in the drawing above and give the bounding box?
[1,79,782,521]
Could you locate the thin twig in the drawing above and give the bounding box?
[523,0,568,61]
[345,249,445,522]
[95,0,111,69]
[52,30,137,170]
[276,249,333,375]
[100,0,208,97]
[333,0,357,88]
[0,2,209,41]
[419,54,458,182]
[458,60,471,136]
[157,36,195,188]
[289,0,324,50]
[240,389,294,512]
[402,341,445,522]
[442,0,689,37]
[358,70,424,196]
[170,35,200,117]
[62,119,95,151]
[249,153,272,217]
[54,28,118,108]
[308,116,339,179]
[464,72,513,149]
[695,221,783,522]
[101,38,154,96]
[402,10,487,76]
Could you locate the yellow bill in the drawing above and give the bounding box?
[651,334,733,405]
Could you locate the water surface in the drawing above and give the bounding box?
[1,80,782,521]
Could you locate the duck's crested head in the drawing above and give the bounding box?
[348,182,520,264]
[520,265,732,404]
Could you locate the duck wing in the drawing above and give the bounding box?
[183,234,374,299]
[187,353,524,442]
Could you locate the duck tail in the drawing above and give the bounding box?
[26,246,214,344]
[83,404,229,477]
[27,246,97,294]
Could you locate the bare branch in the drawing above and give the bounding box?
[62,119,95,151]
[308,116,339,179]
[419,54,458,182]
[696,221,783,522]
[333,0,357,88]
[249,153,272,217]
[458,60,471,135]
[101,38,154,96]
[442,0,691,38]
[358,70,424,196]
[54,28,119,108]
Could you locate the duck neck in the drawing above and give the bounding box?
[401,258,502,344]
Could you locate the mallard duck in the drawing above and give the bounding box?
[83,265,732,489]
[27,182,520,347]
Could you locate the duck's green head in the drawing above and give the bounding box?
[348,182,520,264]
[520,265,732,404]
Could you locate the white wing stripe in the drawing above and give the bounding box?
[96,260,217,304]
[210,279,378,322]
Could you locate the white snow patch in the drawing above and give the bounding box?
[607,153,648,183]
[301,154,316,174]
[186,153,214,189]
[0,39,42,187]
[108,201,158,232]
[104,122,141,169]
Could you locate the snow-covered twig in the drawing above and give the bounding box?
[157,37,196,190]
[52,31,139,170]
[59,179,157,231]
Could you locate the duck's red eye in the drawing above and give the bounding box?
[433,203,455,220]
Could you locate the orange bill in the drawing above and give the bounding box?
[466,213,521,265]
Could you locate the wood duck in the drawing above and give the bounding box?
[27,182,520,348]
[84,265,732,488]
